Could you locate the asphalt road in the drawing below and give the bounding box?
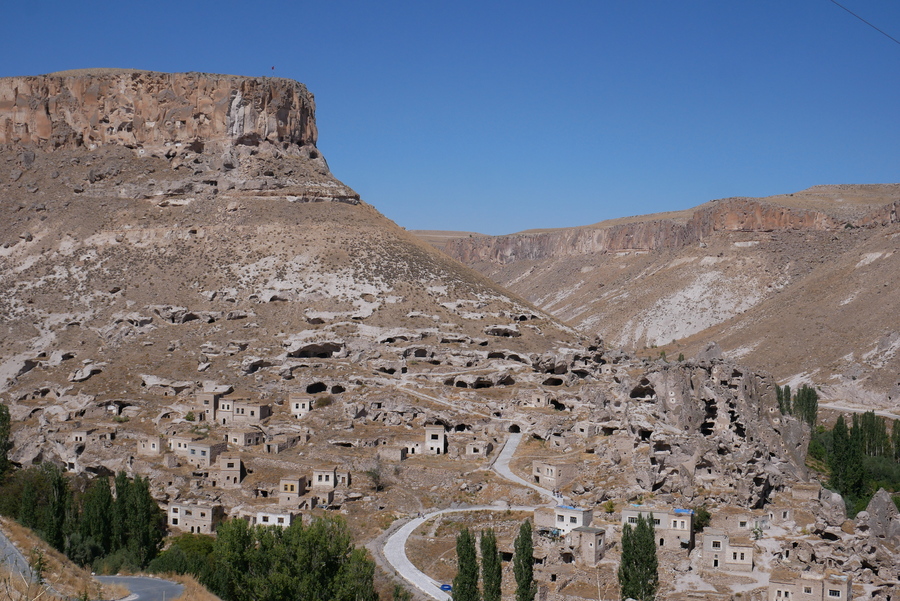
[382,433,560,601]
[96,575,184,601]
[0,526,33,581]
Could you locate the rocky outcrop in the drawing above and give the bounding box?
[0,70,318,153]
[444,198,850,265]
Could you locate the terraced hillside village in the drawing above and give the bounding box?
[0,70,898,601]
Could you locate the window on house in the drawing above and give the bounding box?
[262,516,269,522]
[172,518,178,525]
[628,517,637,524]
[732,553,737,560]
[740,553,745,561]
[172,508,179,514]
[828,591,841,598]
[804,587,812,594]
[190,449,196,455]
[201,450,207,456]
[739,521,747,528]
[653,519,660,526]
[277,517,284,524]
[200,512,206,517]
[227,462,235,468]
[557,515,564,522]
[570,516,577,523]
[318,475,323,482]
[782,511,788,519]
[431,434,439,440]
[712,541,721,549]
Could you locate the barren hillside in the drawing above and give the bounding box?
[421,185,900,409]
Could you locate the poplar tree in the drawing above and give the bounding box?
[480,529,501,601]
[453,527,479,601]
[618,513,658,601]
[0,402,11,477]
[830,415,849,492]
[892,419,900,461]
[513,520,535,601]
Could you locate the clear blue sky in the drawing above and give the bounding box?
[2,1,898,234]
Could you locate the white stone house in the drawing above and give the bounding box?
[138,435,164,456]
[226,428,262,447]
[425,424,447,454]
[168,502,225,534]
[701,528,754,572]
[532,461,576,489]
[288,393,313,418]
[185,441,227,468]
[621,505,694,550]
[768,568,852,601]
[278,476,307,507]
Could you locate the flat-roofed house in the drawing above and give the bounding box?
[768,568,853,601]
[168,502,225,534]
[185,441,227,468]
[279,476,307,507]
[254,509,297,529]
[213,454,244,489]
[169,434,203,456]
[531,461,576,489]
[553,506,593,535]
[465,440,494,457]
[311,466,351,490]
[564,526,606,566]
[231,399,272,426]
[195,392,223,421]
[227,428,262,447]
[701,529,754,572]
[289,393,313,418]
[621,505,695,550]
[138,435,164,456]
[425,424,447,454]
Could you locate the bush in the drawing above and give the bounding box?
[314,395,334,409]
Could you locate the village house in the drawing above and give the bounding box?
[768,568,853,601]
[402,441,422,456]
[264,433,302,454]
[311,466,351,490]
[194,392,223,421]
[278,476,308,507]
[226,428,262,447]
[168,433,203,456]
[710,506,770,534]
[137,435,164,456]
[700,528,754,572]
[621,505,695,550]
[167,502,225,534]
[534,505,594,536]
[216,398,272,426]
[185,440,227,468]
[378,447,407,462]
[253,509,297,529]
[425,424,447,454]
[212,453,244,489]
[68,427,116,445]
[532,460,576,490]
[563,526,606,567]
[288,393,313,418]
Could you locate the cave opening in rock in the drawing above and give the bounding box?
[543,377,564,387]
[306,382,327,394]
[509,424,521,433]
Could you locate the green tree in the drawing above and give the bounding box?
[0,403,11,477]
[618,513,658,601]
[893,419,900,461]
[335,548,378,601]
[42,463,69,551]
[453,527,479,601]
[830,415,849,492]
[480,529,501,601]
[110,472,132,553]
[513,520,535,601]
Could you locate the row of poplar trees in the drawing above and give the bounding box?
[452,521,535,601]
[454,518,659,601]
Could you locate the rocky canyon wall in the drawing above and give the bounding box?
[0,70,318,152]
[444,198,850,265]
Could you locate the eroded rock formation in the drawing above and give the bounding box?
[0,70,318,153]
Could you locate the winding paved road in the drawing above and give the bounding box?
[97,575,184,601]
[383,432,563,600]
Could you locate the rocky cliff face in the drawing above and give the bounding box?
[0,70,318,153]
[443,197,879,265]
